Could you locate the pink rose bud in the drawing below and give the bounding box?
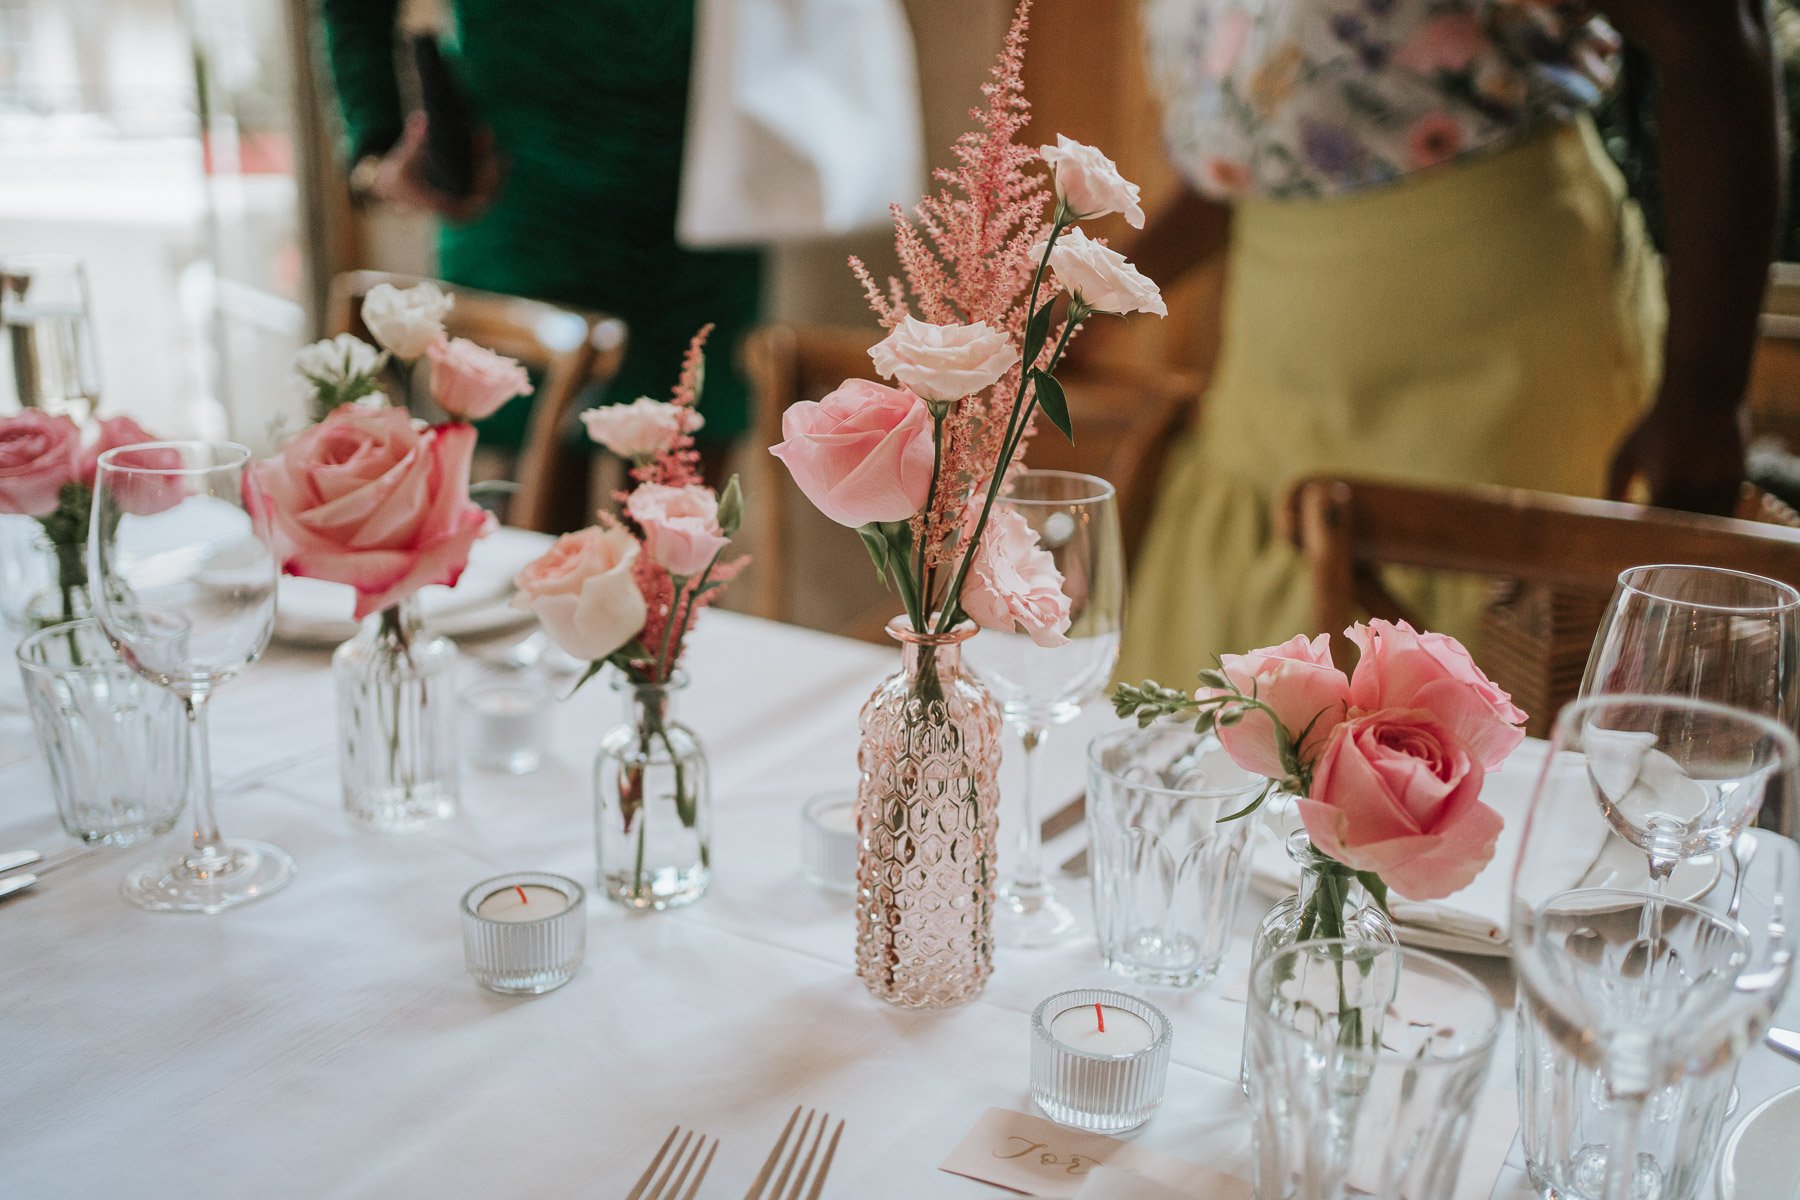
[1201,633,1351,780]
[625,483,730,578]
[769,379,935,528]
[509,525,647,661]
[959,505,1072,648]
[0,410,83,517]
[425,335,532,421]
[1302,710,1504,902]
[248,406,489,620]
[1346,619,1527,770]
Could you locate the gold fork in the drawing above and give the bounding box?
[626,1125,718,1200]
[743,1106,845,1200]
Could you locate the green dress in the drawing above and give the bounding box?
[319,0,763,448]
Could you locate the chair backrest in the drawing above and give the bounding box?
[741,322,1201,638]
[325,270,627,532]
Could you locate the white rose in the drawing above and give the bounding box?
[868,316,1019,403]
[290,334,386,404]
[1040,135,1146,229]
[1038,228,1167,317]
[580,397,700,460]
[509,525,647,661]
[361,281,453,361]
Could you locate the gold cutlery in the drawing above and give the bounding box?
[744,1106,843,1200]
[626,1125,717,1200]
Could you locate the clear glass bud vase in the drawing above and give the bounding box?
[595,675,710,910]
[24,535,91,630]
[1242,827,1397,1090]
[854,617,1003,1009]
[333,598,460,831]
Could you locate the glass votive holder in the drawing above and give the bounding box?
[801,790,857,894]
[1030,988,1173,1132]
[461,872,586,994]
[460,679,551,774]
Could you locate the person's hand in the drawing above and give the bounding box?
[369,112,503,224]
[1605,387,1747,515]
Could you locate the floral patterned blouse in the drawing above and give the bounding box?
[1145,0,1620,199]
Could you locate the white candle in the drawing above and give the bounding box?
[1048,1003,1155,1055]
[475,883,572,922]
[811,801,857,834]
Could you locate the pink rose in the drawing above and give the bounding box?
[581,397,700,460]
[769,379,935,527]
[0,411,82,516]
[1202,633,1351,780]
[1347,620,1526,769]
[424,335,532,421]
[626,483,729,577]
[959,505,1071,648]
[87,420,186,516]
[1394,12,1483,74]
[868,317,1019,403]
[1039,134,1146,229]
[249,405,489,620]
[1303,710,1504,902]
[510,525,647,660]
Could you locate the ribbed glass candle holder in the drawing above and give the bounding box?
[1030,988,1172,1132]
[460,873,586,995]
[800,790,858,895]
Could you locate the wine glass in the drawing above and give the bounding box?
[1513,694,1800,1200]
[90,441,294,912]
[1,254,101,422]
[963,469,1124,948]
[1582,565,1800,881]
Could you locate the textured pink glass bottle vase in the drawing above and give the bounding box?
[855,617,1004,1008]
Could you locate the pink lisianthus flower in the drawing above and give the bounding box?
[626,483,730,578]
[425,335,532,421]
[1302,709,1504,902]
[248,405,490,620]
[959,504,1071,647]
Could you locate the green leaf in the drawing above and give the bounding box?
[1021,304,1054,369]
[1032,370,1073,443]
[857,523,891,588]
[1216,781,1273,824]
[563,660,606,700]
[1354,871,1392,917]
[717,473,744,537]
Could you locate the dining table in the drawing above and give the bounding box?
[3,609,1797,1198]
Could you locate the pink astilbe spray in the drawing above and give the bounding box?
[851,0,1064,575]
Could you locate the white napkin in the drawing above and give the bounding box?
[1251,739,1612,947]
[1072,1166,1200,1200]
[273,527,552,644]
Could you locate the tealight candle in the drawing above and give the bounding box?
[800,790,859,895]
[461,872,586,994]
[461,680,552,774]
[1031,988,1172,1132]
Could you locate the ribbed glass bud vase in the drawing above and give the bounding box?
[333,597,460,831]
[854,617,1003,1009]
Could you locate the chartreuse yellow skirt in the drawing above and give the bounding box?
[1117,116,1664,685]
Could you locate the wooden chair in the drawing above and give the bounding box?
[740,323,1201,640]
[326,271,627,533]
[1285,477,1800,823]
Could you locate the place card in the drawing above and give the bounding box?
[938,1107,1250,1199]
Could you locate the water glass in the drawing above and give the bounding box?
[1087,725,1263,987]
[1246,939,1500,1200]
[17,619,186,845]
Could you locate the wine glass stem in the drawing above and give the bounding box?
[1012,724,1047,890]
[183,693,225,861]
[1602,1090,1647,1200]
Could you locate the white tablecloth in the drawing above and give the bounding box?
[1,612,1795,1197]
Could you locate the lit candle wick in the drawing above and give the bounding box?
[1095,1002,1105,1033]
[514,885,529,905]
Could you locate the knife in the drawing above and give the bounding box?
[0,872,38,901]
[1769,1026,1800,1064]
[0,850,43,875]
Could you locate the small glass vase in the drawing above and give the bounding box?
[23,535,91,631]
[854,616,1004,1009]
[333,597,460,831]
[1242,828,1397,1091]
[595,674,711,910]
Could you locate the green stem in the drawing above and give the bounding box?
[653,575,689,681]
[916,407,947,610]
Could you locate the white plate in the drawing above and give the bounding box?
[1249,837,1721,959]
[1718,1085,1800,1199]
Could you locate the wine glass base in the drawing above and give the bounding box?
[996,881,1078,948]
[122,839,296,914]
